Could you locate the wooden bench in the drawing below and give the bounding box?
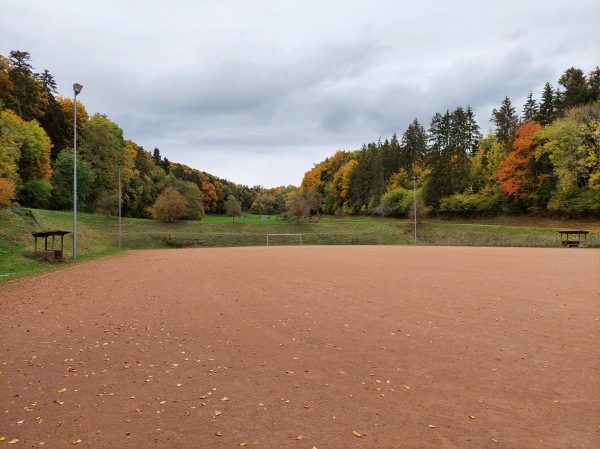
[32,230,71,262]
[558,230,589,248]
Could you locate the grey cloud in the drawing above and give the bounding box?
[1,0,599,188]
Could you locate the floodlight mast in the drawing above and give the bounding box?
[413,174,417,244]
[73,83,83,259]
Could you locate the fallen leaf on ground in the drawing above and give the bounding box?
[352,431,361,437]
[58,388,67,393]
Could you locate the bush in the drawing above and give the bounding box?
[381,187,415,217]
[163,233,177,246]
[17,179,52,209]
[439,188,506,216]
[547,188,600,217]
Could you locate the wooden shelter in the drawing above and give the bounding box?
[558,230,589,248]
[32,230,71,262]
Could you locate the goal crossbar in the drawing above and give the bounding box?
[266,234,303,246]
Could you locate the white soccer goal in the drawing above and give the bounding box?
[266,234,303,246]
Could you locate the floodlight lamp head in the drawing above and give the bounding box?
[73,83,83,95]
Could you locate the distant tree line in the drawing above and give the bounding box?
[0,50,294,219]
[299,66,600,217]
[1,51,599,220]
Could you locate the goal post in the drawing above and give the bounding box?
[266,234,303,246]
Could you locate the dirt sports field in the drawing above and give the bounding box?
[1,246,598,449]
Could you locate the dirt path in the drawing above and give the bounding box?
[1,246,599,448]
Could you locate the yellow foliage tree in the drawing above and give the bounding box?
[152,187,188,221]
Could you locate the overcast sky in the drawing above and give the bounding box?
[1,1,599,188]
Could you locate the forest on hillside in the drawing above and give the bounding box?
[299,68,600,218]
[0,51,294,220]
[1,50,599,220]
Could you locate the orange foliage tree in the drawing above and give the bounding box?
[0,178,16,208]
[496,121,546,208]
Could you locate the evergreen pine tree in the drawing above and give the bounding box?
[491,96,519,150]
[538,82,555,126]
[522,91,539,122]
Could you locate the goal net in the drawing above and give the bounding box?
[266,234,303,246]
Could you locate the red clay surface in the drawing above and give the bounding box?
[1,246,599,449]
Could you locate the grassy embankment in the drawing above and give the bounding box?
[1,205,598,282]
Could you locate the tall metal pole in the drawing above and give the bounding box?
[73,90,78,259]
[118,166,122,249]
[413,175,417,245]
[72,83,82,259]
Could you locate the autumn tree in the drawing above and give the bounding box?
[0,177,16,208]
[0,108,53,207]
[331,158,357,212]
[57,96,89,150]
[79,113,135,210]
[304,189,322,218]
[300,163,327,195]
[0,109,22,184]
[224,195,242,222]
[159,173,204,220]
[16,118,53,183]
[250,186,293,215]
[0,55,15,111]
[152,187,188,221]
[496,121,546,210]
[115,141,166,218]
[536,103,600,215]
[286,192,310,222]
